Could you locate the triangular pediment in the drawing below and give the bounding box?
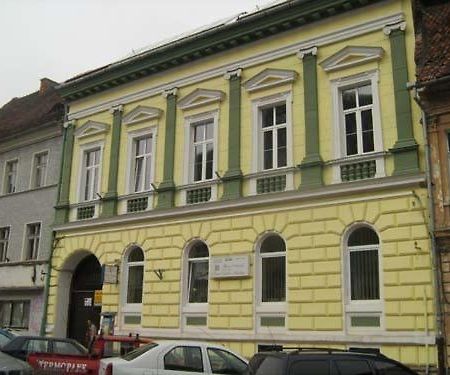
[320,46,384,72]
[178,89,225,110]
[122,106,163,125]
[75,121,108,138]
[244,68,297,92]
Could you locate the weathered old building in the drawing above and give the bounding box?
[48,0,436,369]
[0,79,64,334]
[414,0,450,369]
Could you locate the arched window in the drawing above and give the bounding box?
[126,246,144,304]
[260,234,286,303]
[256,233,286,330]
[187,242,209,304]
[345,226,382,330]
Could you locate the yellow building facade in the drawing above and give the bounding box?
[48,0,438,368]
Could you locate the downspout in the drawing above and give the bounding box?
[40,103,69,336]
[409,83,446,373]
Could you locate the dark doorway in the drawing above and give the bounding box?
[67,254,102,346]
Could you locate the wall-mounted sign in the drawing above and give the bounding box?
[102,264,118,284]
[94,290,103,306]
[210,255,250,279]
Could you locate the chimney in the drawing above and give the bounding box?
[40,78,58,95]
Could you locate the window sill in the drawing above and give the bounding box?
[328,151,386,183]
[118,191,155,214]
[178,180,219,205]
[247,167,295,195]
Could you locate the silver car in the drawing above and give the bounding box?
[0,350,33,374]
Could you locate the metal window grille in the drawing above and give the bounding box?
[126,247,144,304]
[127,197,149,212]
[256,175,286,194]
[77,205,95,220]
[186,187,211,204]
[187,242,209,303]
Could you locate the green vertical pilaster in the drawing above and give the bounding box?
[298,47,323,189]
[385,23,419,175]
[156,89,177,209]
[101,105,123,218]
[54,122,75,225]
[222,69,243,200]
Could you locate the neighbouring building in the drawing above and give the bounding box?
[0,79,64,334]
[48,0,437,370]
[413,0,450,369]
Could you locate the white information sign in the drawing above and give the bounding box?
[102,264,118,284]
[210,255,250,279]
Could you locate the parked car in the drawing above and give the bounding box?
[1,335,88,362]
[249,347,418,375]
[99,340,249,375]
[0,350,33,374]
[0,328,16,349]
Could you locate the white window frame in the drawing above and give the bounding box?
[76,141,104,203]
[181,240,209,330]
[23,222,41,260]
[121,245,144,325]
[330,70,385,183]
[342,224,384,333]
[30,150,49,189]
[0,226,10,262]
[181,111,219,204]
[255,233,287,332]
[250,92,294,195]
[3,158,19,194]
[126,127,157,194]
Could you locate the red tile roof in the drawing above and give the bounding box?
[414,0,450,83]
[0,79,64,139]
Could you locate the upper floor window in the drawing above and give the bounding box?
[260,103,287,170]
[131,135,153,193]
[0,227,9,262]
[187,242,209,303]
[191,119,214,182]
[341,84,374,156]
[4,159,18,194]
[125,246,144,304]
[31,152,48,188]
[344,225,382,330]
[25,222,41,260]
[81,148,101,202]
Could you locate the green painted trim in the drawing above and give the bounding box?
[100,108,122,218]
[55,124,74,224]
[388,28,419,174]
[222,72,243,200]
[300,52,322,189]
[156,93,177,209]
[59,0,384,100]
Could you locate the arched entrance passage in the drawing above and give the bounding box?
[67,254,102,345]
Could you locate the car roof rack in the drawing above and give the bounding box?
[281,347,386,358]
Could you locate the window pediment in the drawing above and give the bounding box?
[320,46,384,72]
[244,68,297,92]
[122,106,162,125]
[75,121,108,139]
[178,89,225,110]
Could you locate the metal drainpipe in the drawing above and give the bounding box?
[410,84,446,373]
[40,104,69,336]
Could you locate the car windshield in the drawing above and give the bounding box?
[122,343,158,361]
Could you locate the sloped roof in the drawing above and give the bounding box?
[0,79,64,139]
[414,0,450,83]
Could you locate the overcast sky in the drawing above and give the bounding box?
[0,0,269,107]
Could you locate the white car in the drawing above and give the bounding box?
[99,340,249,375]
